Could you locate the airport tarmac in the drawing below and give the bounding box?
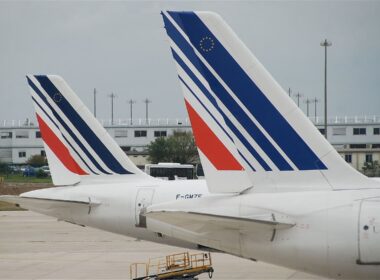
[0,211,325,280]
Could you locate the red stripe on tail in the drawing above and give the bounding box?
[36,114,88,175]
[185,100,243,170]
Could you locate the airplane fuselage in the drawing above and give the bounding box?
[22,179,380,279]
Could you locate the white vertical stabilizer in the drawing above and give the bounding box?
[162,11,379,192]
[27,75,150,186]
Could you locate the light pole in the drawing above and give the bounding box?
[93,88,97,118]
[304,98,311,117]
[108,93,117,125]
[143,98,152,124]
[288,87,291,97]
[320,39,332,139]
[128,99,136,125]
[311,98,320,123]
[294,92,303,107]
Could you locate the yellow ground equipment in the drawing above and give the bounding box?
[130,251,214,280]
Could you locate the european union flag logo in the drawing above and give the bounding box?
[53,92,62,103]
[199,36,215,52]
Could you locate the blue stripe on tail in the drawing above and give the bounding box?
[31,95,98,174]
[164,13,293,171]
[28,77,109,174]
[34,75,132,175]
[173,49,271,171]
[167,11,327,170]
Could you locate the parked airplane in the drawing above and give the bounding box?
[1,11,380,279]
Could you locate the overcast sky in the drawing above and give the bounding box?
[0,0,379,123]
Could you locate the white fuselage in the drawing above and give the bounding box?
[22,178,380,279]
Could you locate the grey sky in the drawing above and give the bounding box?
[0,1,379,123]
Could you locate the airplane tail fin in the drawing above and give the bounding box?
[27,75,148,186]
[162,11,378,192]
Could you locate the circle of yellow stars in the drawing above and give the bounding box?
[53,93,62,103]
[199,36,215,52]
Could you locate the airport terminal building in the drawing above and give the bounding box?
[0,116,379,172]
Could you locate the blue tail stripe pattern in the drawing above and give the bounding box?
[173,49,271,171]
[34,75,133,175]
[237,150,256,172]
[28,77,113,175]
[166,11,327,171]
[179,76,256,172]
[224,117,271,171]
[31,95,99,174]
[179,74,256,172]
[164,13,292,171]
[31,96,60,130]
[178,75,233,143]
[28,77,110,174]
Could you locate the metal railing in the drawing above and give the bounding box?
[99,118,191,127]
[309,115,380,125]
[130,251,212,280]
[0,118,191,128]
[1,116,380,128]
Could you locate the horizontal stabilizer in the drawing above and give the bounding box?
[0,194,100,221]
[0,195,99,206]
[145,210,294,234]
[144,196,294,256]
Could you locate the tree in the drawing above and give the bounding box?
[168,131,199,164]
[0,160,9,175]
[362,160,380,177]
[36,168,48,178]
[148,130,199,164]
[27,155,47,167]
[147,137,172,164]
